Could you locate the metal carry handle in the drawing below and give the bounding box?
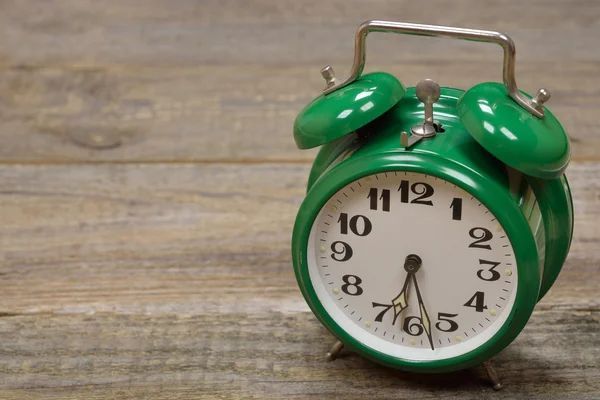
[321,20,549,118]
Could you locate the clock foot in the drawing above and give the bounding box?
[326,340,344,361]
[482,360,502,390]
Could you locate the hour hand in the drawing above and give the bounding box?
[391,274,411,325]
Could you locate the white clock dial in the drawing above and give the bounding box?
[307,171,518,361]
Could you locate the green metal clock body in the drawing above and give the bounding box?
[291,87,573,373]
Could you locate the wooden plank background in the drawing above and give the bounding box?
[0,1,598,399]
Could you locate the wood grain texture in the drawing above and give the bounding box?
[1,0,599,67]
[0,63,599,163]
[0,312,598,399]
[0,162,598,315]
[0,0,599,162]
[0,162,598,398]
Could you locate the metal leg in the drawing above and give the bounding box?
[482,360,502,390]
[326,341,344,361]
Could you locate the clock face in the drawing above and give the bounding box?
[306,171,518,361]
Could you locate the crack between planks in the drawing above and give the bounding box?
[0,312,23,318]
[0,158,314,166]
[0,158,596,167]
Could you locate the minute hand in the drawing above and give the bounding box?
[412,273,435,350]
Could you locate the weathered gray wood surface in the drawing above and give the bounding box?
[0,312,598,399]
[0,0,599,398]
[0,0,599,162]
[0,163,599,399]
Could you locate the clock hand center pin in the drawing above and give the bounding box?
[404,254,422,273]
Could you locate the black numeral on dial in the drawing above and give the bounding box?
[435,313,459,332]
[398,180,434,206]
[337,213,372,236]
[464,291,488,312]
[477,259,501,281]
[450,197,463,220]
[341,275,363,296]
[403,316,424,336]
[367,188,390,212]
[371,305,461,334]
[330,241,353,262]
[468,227,493,250]
[371,302,393,322]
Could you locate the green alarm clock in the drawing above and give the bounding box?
[291,21,573,388]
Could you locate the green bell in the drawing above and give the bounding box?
[458,82,571,179]
[293,71,405,149]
